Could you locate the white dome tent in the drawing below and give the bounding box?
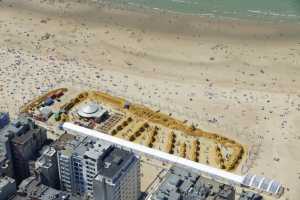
[77,102,108,122]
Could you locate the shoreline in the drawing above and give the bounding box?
[116,0,300,24]
[3,0,300,39]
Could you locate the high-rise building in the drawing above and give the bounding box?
[35,146,60,189]
[0,176,16,200]
[55,133,140,200]
[10,117,47,183]
[56,134,111,196]
[55,133,84,193]
[0,117,47,183]
[93,147,141,200]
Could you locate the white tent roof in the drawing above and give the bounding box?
[77,103,107,118]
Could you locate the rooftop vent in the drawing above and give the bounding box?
[104,162,111,168]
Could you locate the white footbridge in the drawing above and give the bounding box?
[62,122,284,197]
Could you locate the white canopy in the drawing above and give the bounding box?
[77,103,107,118]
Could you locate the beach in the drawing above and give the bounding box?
[0,0,300,199]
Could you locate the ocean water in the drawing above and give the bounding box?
[112,0,300,22]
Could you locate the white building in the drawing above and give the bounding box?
[56,135,111,196]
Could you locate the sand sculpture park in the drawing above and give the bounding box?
[20,88,245,171]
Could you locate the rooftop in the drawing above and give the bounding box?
[239,190,263,200]
[0,176,15,188]
[11,130,34,145]
[54,133,85,157]
[0,117,45,145]
[15,176,79,200]
[83,138,111,160]
[35,146,56,169]
[152,166,235,200]
[55,133,111,165]
[98,146,136,180]
[0,117,43,161]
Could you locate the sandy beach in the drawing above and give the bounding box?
[0,0,300,199]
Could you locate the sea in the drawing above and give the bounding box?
[110,0,300,22]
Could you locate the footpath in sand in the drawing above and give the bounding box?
[0,0,300,199]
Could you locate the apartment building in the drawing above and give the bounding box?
[93,147,141,200]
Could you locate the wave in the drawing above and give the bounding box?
[248,9,299,18]
[117,0,300,22]
[170,0,186,4]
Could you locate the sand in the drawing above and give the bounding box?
[0,0,300,199]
